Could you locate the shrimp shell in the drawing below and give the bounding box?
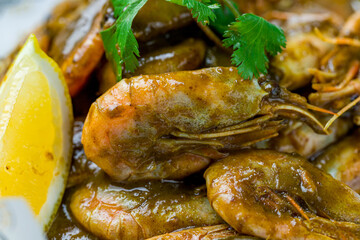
[70,174,223,240]
[205,150,360,239]
[82,67,326,181]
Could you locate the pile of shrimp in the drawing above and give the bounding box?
[4,0,360,239]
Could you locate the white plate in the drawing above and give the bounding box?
[0,0,64,58]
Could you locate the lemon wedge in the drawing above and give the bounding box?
[0,34,73,231]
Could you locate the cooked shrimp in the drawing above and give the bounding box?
[70,173,223,240]
[266,115,352,157]
[314,129,360,193]
[269,11,340,90]
[46,0,88,35]
[82,67,327,181]
[47,191,97,240]
[49,0,107,96]
[234,0,354,91]
[230,0,352,91]
[1,0,85,82]
[308,12,360,128]
[128,38,206,78]
[132,0,193,42]
[271,31,334,90]
[147,224,261,240]
[97,38,207,95]
[204,46,232,68]
[205,150,360,240]
[234,0,352,20]
[309,13,360,108]
[47,0,195,96]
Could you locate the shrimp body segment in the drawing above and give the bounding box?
[308,12,360,126]
[70,174,223,240]
[268,116,352,158]
[314,129,360,193]
[205,150,360,240]
[147,224,261,240]
[49,0,107,96]
[82,67,326,181]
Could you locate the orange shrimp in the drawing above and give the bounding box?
[308,12,360,129]
[49,0,107,96]
[268,11,340,90]
[266,115,353,158]
[314,129,360,193]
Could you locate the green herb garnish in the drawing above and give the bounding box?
[101,0,287,81]
[166,0,220,24]
[100,0,148,80]
[223,13,287,79]
[209,1,237,35]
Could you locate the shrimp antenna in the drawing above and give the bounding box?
[273,104,329,134]
[314,28,360,47]
[325,95,360,130]
[306,103,337,116]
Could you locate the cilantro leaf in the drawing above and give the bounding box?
[167,0,219,25]
[223,13,286,79]
[100,0,148,80]
[209,0,238,35]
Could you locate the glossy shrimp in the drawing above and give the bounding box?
[1,0,85,82]
[314,129,360,193]
[269,11,340,90]
[132,0,193,42]
[48,0,107,96]
[234,0,352,18]
[147,224,261,240]
[233,0,350,91]
[70,173,223,240]
[97,38,207,95]
[205,150,360,240]
[308,12,360,128]
[265,115,353,158]
[82,67,327,181]
[48,0,193,96]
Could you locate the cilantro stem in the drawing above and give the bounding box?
[223,0,240,18]
[197,22,232,53]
